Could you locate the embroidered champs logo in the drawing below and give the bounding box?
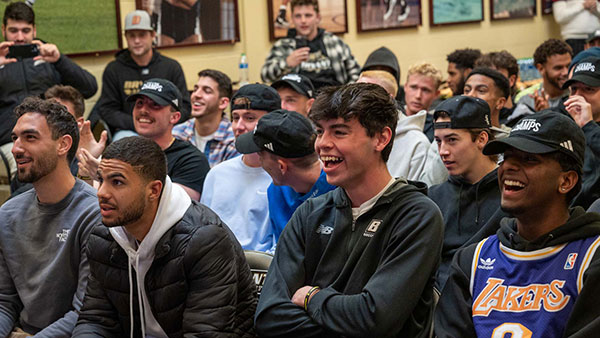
[56,229,70,242]
[141,81,163,92]
[512,119,541,133]
[574,62,595,73]
[472,278,570,316]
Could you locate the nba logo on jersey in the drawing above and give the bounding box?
[564,253,578,270]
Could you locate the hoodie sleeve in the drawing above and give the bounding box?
[552,1,586,25]
[0,242,21,337]
[435,243,478,338]
[261,39,297,83]
[53,55,98,99]
[255,202,327,337]
[564,248,600,337]
[94,63,135,132]
[305,199,443,337]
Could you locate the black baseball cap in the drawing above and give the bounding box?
[271,74,315,98]
[483,110,585,167]
[433,96,491,129]
[231,83,281,112]
[235,109,316,158]
[127,78,182,111]
[563,57,600,89]
[587,29,600,44]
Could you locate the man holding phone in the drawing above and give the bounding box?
[261,0,360,90]
[0,2,97,177]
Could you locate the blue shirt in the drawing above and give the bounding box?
[267,169,336,238]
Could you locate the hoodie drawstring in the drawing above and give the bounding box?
[128,251,146,338]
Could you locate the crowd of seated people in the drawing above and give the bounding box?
[0,0,600,336]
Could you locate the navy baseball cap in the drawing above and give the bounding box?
[127,78,182,111]
[271,74,315,98]
[433,96,492,129]
[235,109,316,158]
[231,83,281,112]
[563,57,600,89]
[483,110,585,167]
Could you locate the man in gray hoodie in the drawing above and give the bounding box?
[74,136,256,337]
[0,97,100,337]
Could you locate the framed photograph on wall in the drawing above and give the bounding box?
[267,0,348,41]
[542,0,553,15]
[0,0,122,56]
[136,0,240,47]
[490,0,535,20]
[429,0,483,26]
[356,0,421,32]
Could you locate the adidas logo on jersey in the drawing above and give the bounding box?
[472,277,570,316]
[479,257,496,270]
[316,224,333,235]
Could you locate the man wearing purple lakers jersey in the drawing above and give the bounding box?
[435,110,600,338]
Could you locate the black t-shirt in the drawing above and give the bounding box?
[165,139,210,195]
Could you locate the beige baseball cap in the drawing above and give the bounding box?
[124,10,153,31]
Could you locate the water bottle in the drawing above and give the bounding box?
[239,53,249,86]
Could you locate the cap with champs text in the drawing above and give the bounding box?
[483,110,585,167]
[126,78,182,111]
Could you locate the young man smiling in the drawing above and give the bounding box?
[435,111,600,338]
[261,0,360,89]
[172,69,239,167]
[255,83,444,337]
[429,96,500,291]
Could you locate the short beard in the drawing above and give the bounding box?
[17,153,58,183]
[103,194,146,228]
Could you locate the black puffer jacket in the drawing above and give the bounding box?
[73,202,257,337]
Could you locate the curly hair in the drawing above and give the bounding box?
[446,48,482,70]
[14,97,79,163]
[475,51,519,79]
[533,39,572,65]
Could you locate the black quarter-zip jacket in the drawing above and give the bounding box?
[428,169,501,290]
[255,178,444,338]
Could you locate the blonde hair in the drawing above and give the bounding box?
[358,70,398,97]
[406,62,443,89]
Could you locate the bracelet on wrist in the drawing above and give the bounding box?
[304,286,320,311]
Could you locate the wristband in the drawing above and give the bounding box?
[304,286,320,311]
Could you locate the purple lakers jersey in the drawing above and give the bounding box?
[470,235,600,338]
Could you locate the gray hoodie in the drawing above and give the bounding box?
[387,110,430,181]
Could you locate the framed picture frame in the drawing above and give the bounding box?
[0,0,122,56]
[356,0,421,32]
[490,0,536,20]
[429,0,483,26]
[135,0,240,48]
[542,0,553,15]
[267,0,348,41]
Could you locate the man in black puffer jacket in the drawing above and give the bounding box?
[73,136,256,338]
